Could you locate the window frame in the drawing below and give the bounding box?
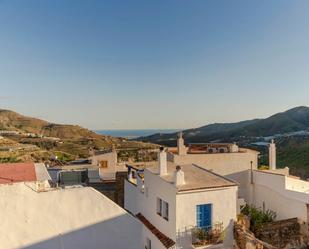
[157,198,162,216]
[163,201,169,221]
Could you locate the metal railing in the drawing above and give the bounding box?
[191,222,224,247]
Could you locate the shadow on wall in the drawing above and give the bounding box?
[21,214,142,249]
[223,220,235,248]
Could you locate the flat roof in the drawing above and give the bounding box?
[0,182,142,249]
[49,164,99,170]
[126,161,157,171]
[147,162,237,192]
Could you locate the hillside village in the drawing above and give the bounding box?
[1,131,309,249]
[2,0,309,248]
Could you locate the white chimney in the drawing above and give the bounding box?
[230,142,239,153]
[137,173,144,192]
[158,147,167,176]
[177,131,187,155]
[174,166,185,187]
[269,139,276,170]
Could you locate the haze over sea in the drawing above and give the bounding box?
[96,129,180,139]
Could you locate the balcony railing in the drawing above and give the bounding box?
[191,222,224,247]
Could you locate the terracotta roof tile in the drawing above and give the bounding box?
[0,163,37,184]
[136,213,175,248]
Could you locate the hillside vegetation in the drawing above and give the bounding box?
[0,109,157,163]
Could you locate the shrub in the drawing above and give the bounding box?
[258,165,269,170]
[241,204,276,232]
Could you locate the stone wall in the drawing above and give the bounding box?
[234,223,276,249]
[235,216,309,249]
[256,218,309,249]
[115,171,127,207]
[234,216,276,249]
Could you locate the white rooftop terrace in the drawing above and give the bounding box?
[146,162,237,192]
[0,182,142,249]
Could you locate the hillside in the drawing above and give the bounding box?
[0,109,157,163]
[136,106,309,145]
[136,106,309,178]
[0,109,103,139]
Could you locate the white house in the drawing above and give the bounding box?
[245,140,309,226]
[167,133,259,202]
[125,148,238,249]
[0,182,143,249]
[89,148,127,181]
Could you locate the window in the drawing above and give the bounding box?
[99,160,108,168]
[145,238,151,249]
[163,201,169,221]
[157,198,162,216]
[157,198,169,221]
[196,204,212,229]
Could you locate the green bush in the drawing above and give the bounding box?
[0,156,20,163]
[241,204,276,232]
[54,151,76,163]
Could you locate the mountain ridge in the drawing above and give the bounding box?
[136,106,309,145]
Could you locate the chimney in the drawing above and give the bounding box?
[158,147,167,176]
[177,131,187,155]
[137,173,144,193]
[230,142,239,153]
[269,139,276,170]
[174,166,185,187]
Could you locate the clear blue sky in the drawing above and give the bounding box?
[1,0,309,129]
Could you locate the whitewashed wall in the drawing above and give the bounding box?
[90,152,117,180]
[176,187,237,249]
[252,171,309,222]
[169,151,257,200]
[140,169,178,241]
[124,180,140,215]
[0,183,143,249]
[142,225,170,249]
[170,151,258,176]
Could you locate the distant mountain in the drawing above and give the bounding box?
[136,106,309,145]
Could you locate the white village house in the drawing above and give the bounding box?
[168,132,259,203]
[124,134,309,249]
[0,163,143,249]
[89,147,127,181]
[250,140,309,224]
[125,147,238,249]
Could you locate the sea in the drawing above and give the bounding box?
[95,129,180,139]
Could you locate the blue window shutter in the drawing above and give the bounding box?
[196,204,212,228]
